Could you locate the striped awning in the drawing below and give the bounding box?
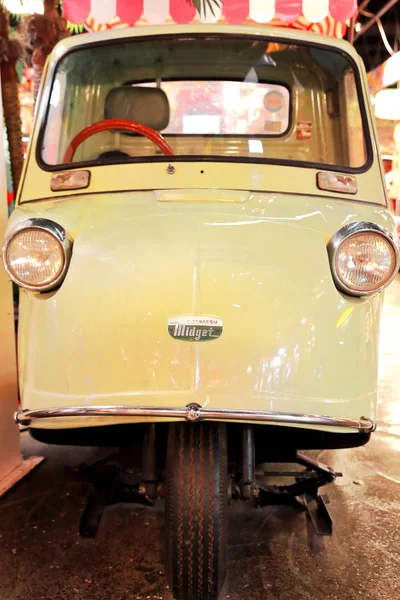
[63,0,357,38]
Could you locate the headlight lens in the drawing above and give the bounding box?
[331,224,399,295]
[2,219,72,291]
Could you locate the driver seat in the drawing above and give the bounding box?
[97,86,170,161]
[104,86,170,131]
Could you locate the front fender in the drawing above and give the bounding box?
[8,190,394,429]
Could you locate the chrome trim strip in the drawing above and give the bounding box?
[14,404,376,432]
[2,218,73,292]
[328,221,400,297]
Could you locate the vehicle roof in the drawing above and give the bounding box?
[48,24,361,66]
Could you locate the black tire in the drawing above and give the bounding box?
[166,422,228,600]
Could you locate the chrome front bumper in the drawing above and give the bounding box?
[14,404,376,432]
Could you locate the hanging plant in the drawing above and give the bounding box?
[0,2,24,192]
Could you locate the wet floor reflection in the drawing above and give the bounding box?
[378,274,400,435]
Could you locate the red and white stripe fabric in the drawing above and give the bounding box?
[63,0,356,38]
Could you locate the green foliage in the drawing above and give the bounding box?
[66,20,84,34]
[188,0,222,17]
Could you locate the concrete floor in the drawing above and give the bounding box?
[1,281,400,600]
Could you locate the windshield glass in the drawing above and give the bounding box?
[41,35,368,170]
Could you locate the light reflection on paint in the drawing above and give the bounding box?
[336,306,355,329]
[204,211,324,226]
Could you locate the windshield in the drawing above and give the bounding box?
[41,35,369,171]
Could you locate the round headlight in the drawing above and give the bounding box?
[2,219,72,291]
[329,223,399,296]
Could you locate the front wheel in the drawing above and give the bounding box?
[166,422,228,600]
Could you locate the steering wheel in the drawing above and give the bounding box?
[63,119,174,163]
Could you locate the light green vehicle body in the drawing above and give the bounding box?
[6,25,395,434]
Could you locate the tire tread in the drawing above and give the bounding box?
[166,422,228,600]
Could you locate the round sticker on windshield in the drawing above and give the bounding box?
[263,90,285,113]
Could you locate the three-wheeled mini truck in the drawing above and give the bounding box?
[4,24,399,600]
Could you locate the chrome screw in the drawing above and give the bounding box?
[185,403,201,422]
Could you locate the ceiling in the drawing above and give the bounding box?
[353,0,400,71]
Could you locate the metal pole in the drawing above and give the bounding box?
[241,425,255,500]
[354,0,400,41]
[348,14,356,44]
[358,0,372,11]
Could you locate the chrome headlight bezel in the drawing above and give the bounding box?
[2,218,72,291]
[328,221,400,297]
